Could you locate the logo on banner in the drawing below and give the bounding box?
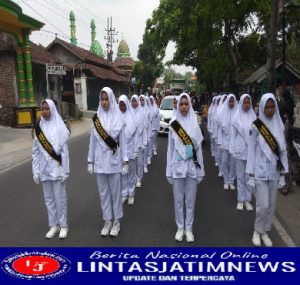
[1,251,71,280]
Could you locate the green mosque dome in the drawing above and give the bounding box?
[90,19,104,57]
[90,40,104,57]
[117,39,130,57]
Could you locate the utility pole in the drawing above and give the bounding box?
[266,0,279,94]
[104,17,118,63]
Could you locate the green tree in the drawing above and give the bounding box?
[162,68,182,90]
[132,29,163,93]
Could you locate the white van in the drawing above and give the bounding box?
[159,95,176,134]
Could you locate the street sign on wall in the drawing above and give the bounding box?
[46,64,66,75]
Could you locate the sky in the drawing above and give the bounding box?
[13,0,194,74]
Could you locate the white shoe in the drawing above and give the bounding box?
[110,221,120,237]
[136,179,142,188]
[224,183,229,190]
[144,166,148,173]
[244,201,253,211]
[128,197,134,205]
[101,221,112,236]
[175,229,184,242]
[153,150,157,156]
[122,196,128,203]
[252,231,261,246]
[45,226,60,239]
[185,230,194,243]
[215,162,218,167]
[261,233,273,247]
[59,227,68,239]
[218,172,223,177]
[229,183,236,190]
[237,202,244,211]
[147,157,151,165]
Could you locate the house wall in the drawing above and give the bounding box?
[295,101,300,128]
[0,51,18,126]
[49,45,81,66]
[294,83,300,128]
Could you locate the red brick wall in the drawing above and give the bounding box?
[0,51,17,126]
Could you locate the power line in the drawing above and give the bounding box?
[17,0,100,50]
[19,0,70,39]
[39,29,90,48]
[41,0,92,28]
[63,0,106,25]
[25,0,95,33]
[50,0,107,40]
[73,0,106,24]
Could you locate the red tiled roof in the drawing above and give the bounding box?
[30,42,62,65]
[76,63,129,82]
[49,38,110,68]
[114,57,135,68]
[47,38,128,82]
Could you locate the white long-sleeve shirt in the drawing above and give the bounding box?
[166,131,205,179]
[246,127,288,180]
[229,126,248,160]
[87,128,127,174]
[32,138,70,181]
[151,109,160,132]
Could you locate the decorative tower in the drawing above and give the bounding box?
[90,19,104,57]
[70,11,77,46]
[114,37,134,74]
[117,38,131,57]
[91,19,96,42]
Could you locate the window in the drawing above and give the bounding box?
[75,83,82,94]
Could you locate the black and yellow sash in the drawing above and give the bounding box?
[34,122,62,165]
[93,114,118,154]
[170,120,201,168]
[252,118,284,171]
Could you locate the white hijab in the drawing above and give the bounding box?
[232,94,256,144]
[39,99,70,154]
[130,95,144,135]
[172,96,180,117]
[171,93,203,159]
[139,95,150,128]
[257,93,285,160]
[207,97,217,132]
[219,94,238,134]
[145,96,153,120]
[118,95,137,140]
[149,95,159,117]
[215,94,228,122]
[211,95,222,137]
[95,87,124,149]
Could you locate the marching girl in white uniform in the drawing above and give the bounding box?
[230,94,257,211]
[131,95,145,188]
[246,93,288,247]
[218,94,238,190]
[207,97,217,159]
[139,95,151,173]
[166,93,205,243]
[87,87,128,237]
[214,95,226,176]
[32,99,70,239]
[118,95,138,205]
[146,96,154,165]
[149,95,160,156]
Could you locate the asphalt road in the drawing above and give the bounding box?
[0,133,285,247]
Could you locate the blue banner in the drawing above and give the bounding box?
[0,247,299,284]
